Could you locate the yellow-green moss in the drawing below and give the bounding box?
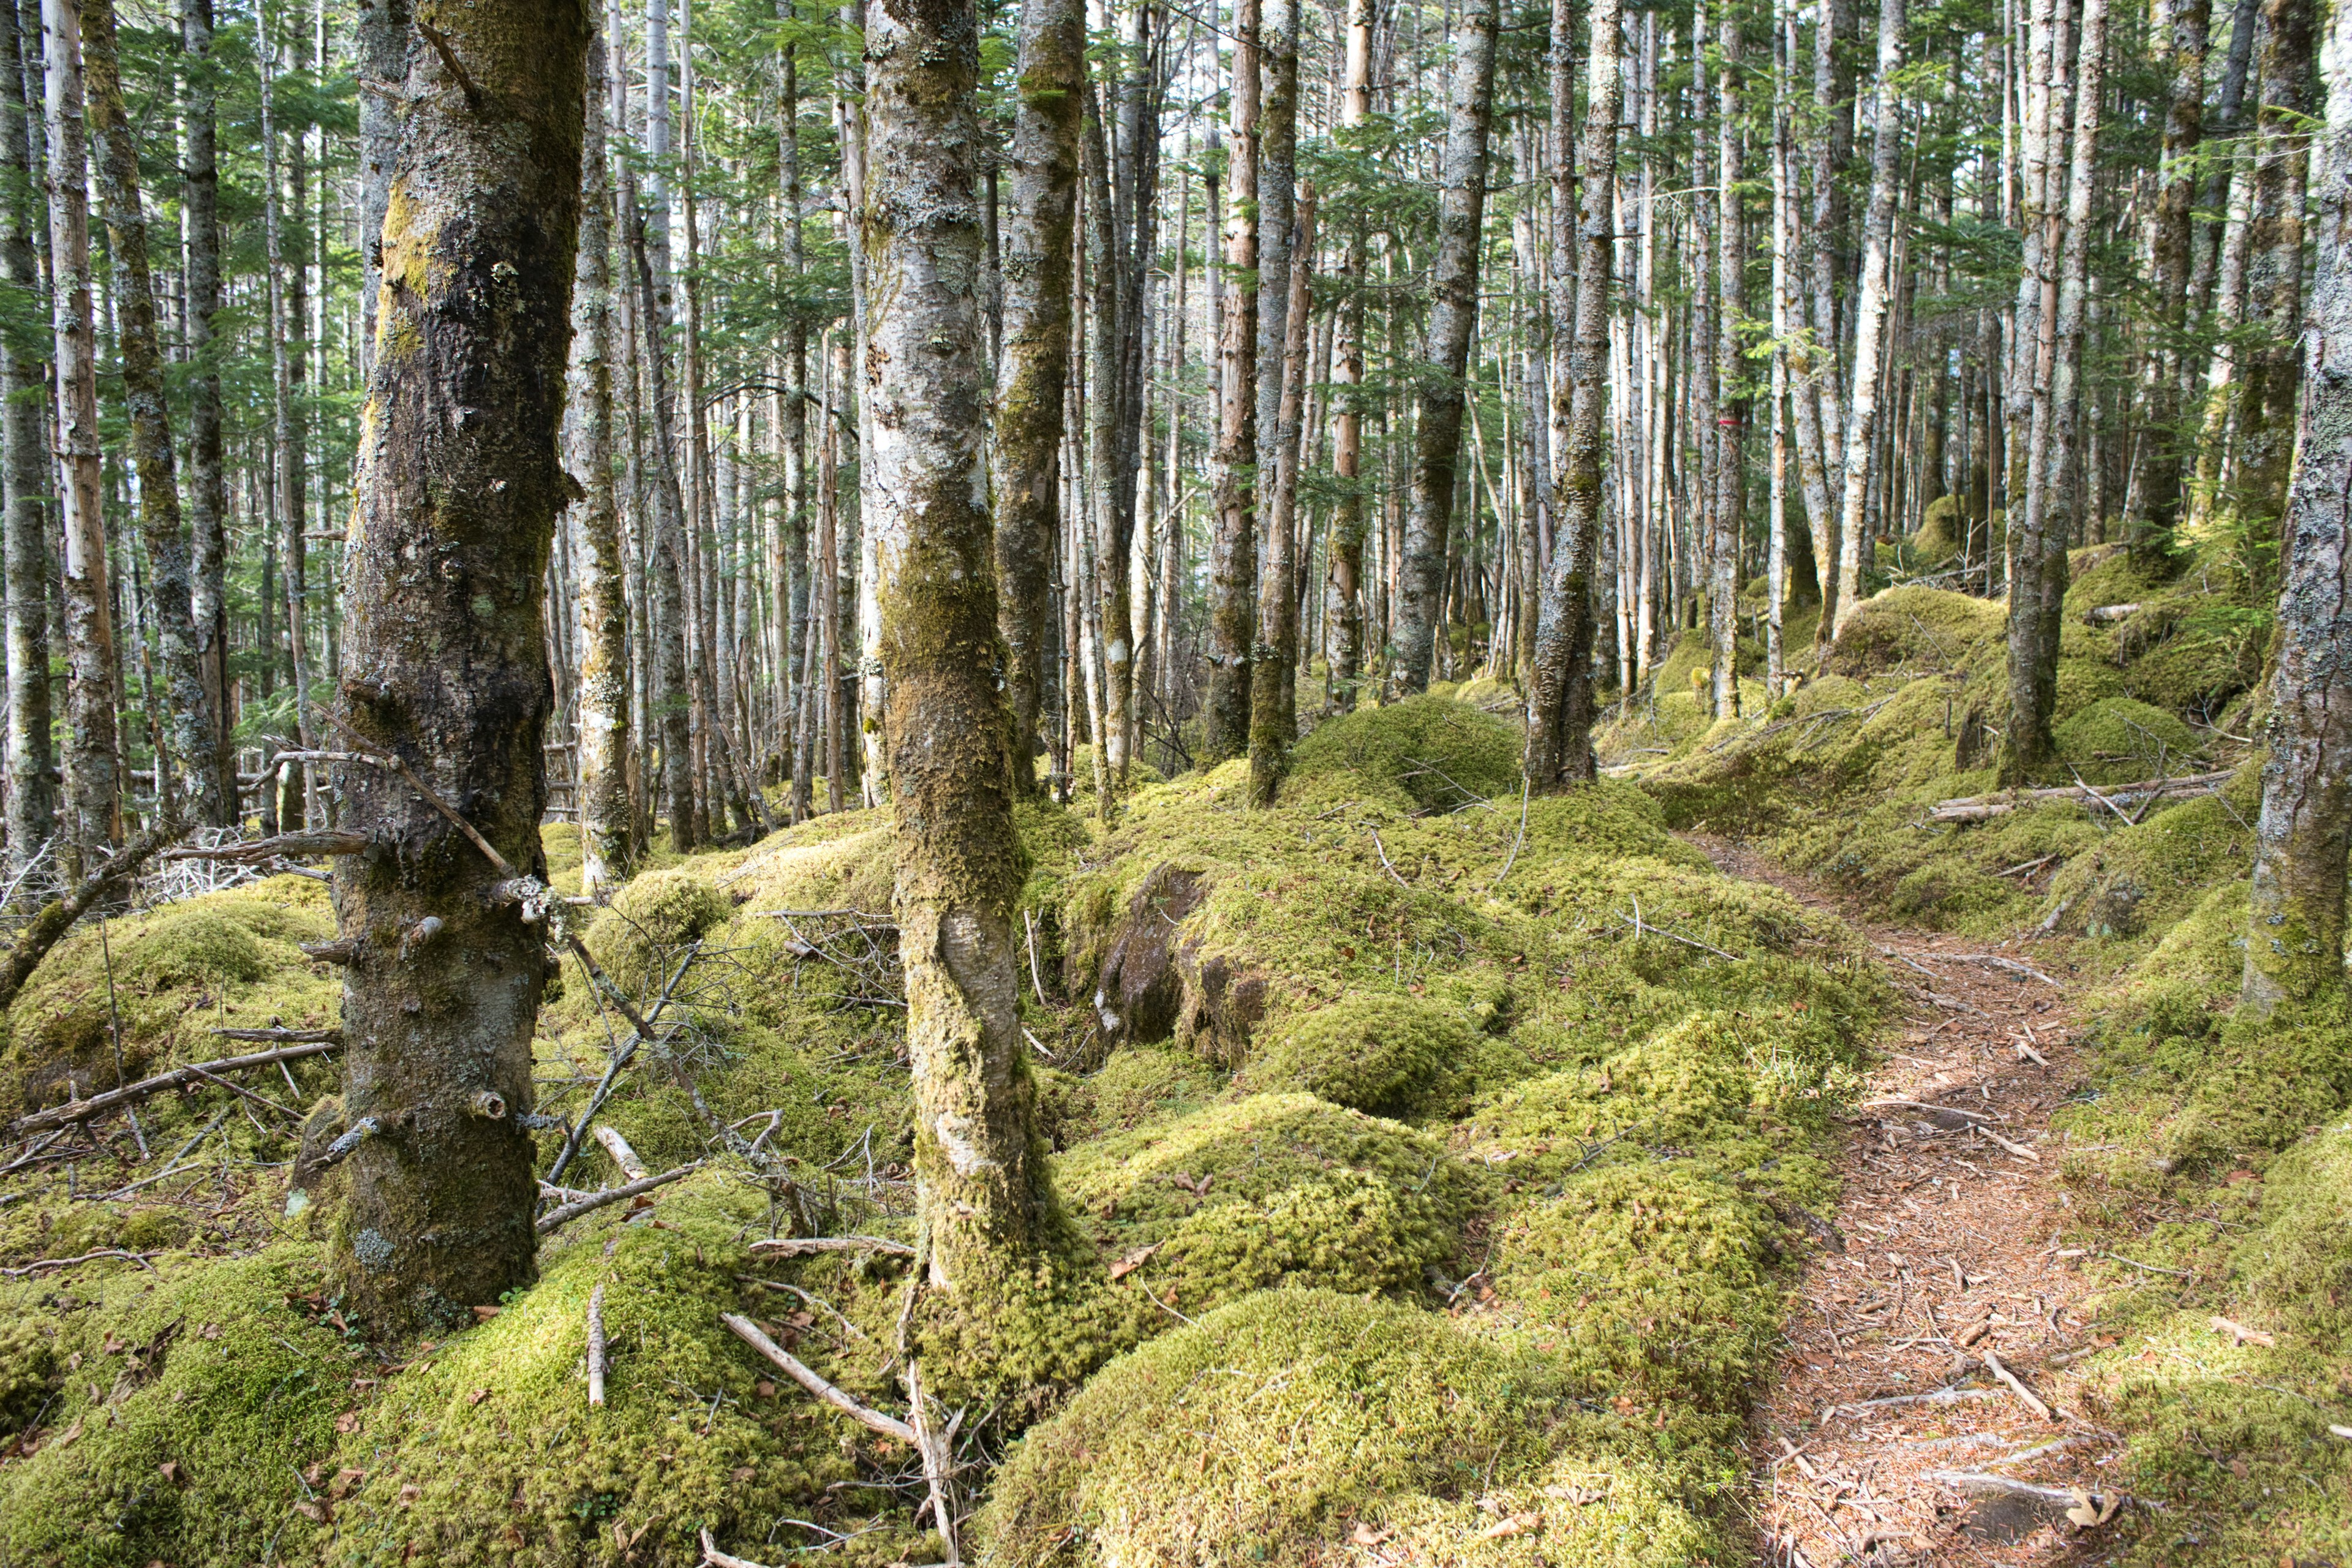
[0,1250,348,1568]
[1240,992,1479,1117]
[1285,695,1523,811]
[1083,1043,1221,1132]
[1820,586,2005,677]
[1488,1163,1780,1412]
[1055,1094,1483,1310]
[581,868,737,999]
[2054,696,2205,786]
[974,1290,1569,1567]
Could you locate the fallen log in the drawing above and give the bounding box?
[1928,769,2233,823]
[13,1038,341,1134]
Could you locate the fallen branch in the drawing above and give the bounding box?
[211,1026,342,1044]
[720,1312,916,1444]
[534,1161,703,1235]
[1982,1351,2057,1422]
[1930,1472,2080,1506]
[2209,1314,2276,1348]
[0,1248,159,1278]
[157,828,369,864]
[544,941,702,1186]
[1366,827,1412,888]
[1826,1386,2005,1416]
[1950,953,2065,989]
[1620,897,1740,962]
[1928,769,2234,823]
[1975,1123,2041,1161]
[749,1234,917,1259]
[1861,1098,1992,1126]
[586,1282,608,1407]
[699,1529,776,1568]
[0,820,184,1013]
[13,1039,341,1134]
[594,1125,650,1183]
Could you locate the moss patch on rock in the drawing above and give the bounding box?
[1240,992,1479,1117]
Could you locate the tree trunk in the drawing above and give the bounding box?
[1709,3,1744,721]
[1523,0,1621,791]
[1204,0,1259,760]
[1393,0,1499,695]
[570,19,631,895]
[2120,0,2208,568]
[180,0,232,824]
[81,0,214,826]
[1324,0,1372,717]
[1829,0,1905,644]
[2244,0,2352,1015]
[864,0,1054,1300]
[991,0,1082,796]
[0,0,49,881]
[2230,0,2316,549]
[332,0,588,1329]
[1249,185,1314,805]
[1082,92,1126,804]
[43,0,118,874]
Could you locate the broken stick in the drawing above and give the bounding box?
[587,1282,608,1407]
[1982,1351,2056,1422]
[534,1161,703,1235]
[13,1038,341,1134]
[720,1312,916,1444]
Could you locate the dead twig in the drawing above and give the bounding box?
[721,1313,916,1444]
[1982,1351,2056,1422]
[587,1283,608,1407]
[1621,897,1740,962]
[0,1248,159,1278]
[534,1161,704,1235]
[749,1234,916,1259]
[13,1039,341,1134]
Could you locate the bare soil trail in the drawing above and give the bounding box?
[1692,835,2137,1567]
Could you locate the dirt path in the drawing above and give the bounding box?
[1694,837,2125,1567]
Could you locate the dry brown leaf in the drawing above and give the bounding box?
[1348,1521,1395,1547]
[1477,1511,1541,1540]
[1109,1242,1164,1281]
[334,1410,361,1435]
[2064,1488,2123,1530]
[293,1499,333,1525]
[2209,1315,2277,1348]
[330,1468,366,1499]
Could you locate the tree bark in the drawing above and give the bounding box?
[2242,0,2352,1015]
[81,0,216,827]
[0,0,50,883]
[1248,184,1314,805]
[1082,91,1127,802]
[990,0,1082,796]
[1829,0,1905,644]
[1393,0,1499,695]
[1204,0,1259,759]
[1523,0,1621,791]
[863,0,1054,1291]
[2119,0,2208,568]
[2230,0,2316,546]
[42,0,118,875]
[181,0,232,824]
[332,0,588,1329]
[569,18,631,895]
[1710,2,1744,721]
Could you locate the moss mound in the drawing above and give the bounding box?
[1285,695,1522,812]
[2054,696,2205,786]
[0,1250,348,1568]
[1241,992,1477,1117]
[582,868,738,999]
[1489,1163,1780,1412]
[1820,586,2005,676]
[1910,494,1962,567]
[976,1290,1566,1567]
[325,1177,894,1568]
[4,877,339,1116]
[2241,1125,2352,1355]
[1055,1093,1482,1311]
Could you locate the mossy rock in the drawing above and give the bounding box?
[2054,697,2204,786]
[1490,1163,1781,1412]
[0,1250,348,1568]
[4,879,339,1116]
[1055,1093,1483,1310]
[1911,494,1962,567]
[1820,586,2005,677]
[326,1177,892,1568]
[2243,1125,2352,1355]
[582,867,737,998]
[1084,1043,1222,1132]
[976,1289,1566,1567]
[1286,695,1522,812]
[1241,993,1478,1117]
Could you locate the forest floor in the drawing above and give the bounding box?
[1697,835,2143,1568]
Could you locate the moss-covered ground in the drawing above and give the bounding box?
[3,524,2332,1567]
[1596,541,2351,1564]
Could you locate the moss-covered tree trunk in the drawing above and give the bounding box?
[2230,0,2315,551]
[1828,0,1904,646]
[0,0,51,885]
[1523,0,1620,791]
[1204,0,1259,761]
[82,0,216,826]
[2120,0,2208,569]
[1391,0,1498,696]
[331,0,588,1330]
[182,0,233,825]
[568,19,631,895]
[864,0,1055,1286]
[43,0,121,875]
[2243,0,2352,1017]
